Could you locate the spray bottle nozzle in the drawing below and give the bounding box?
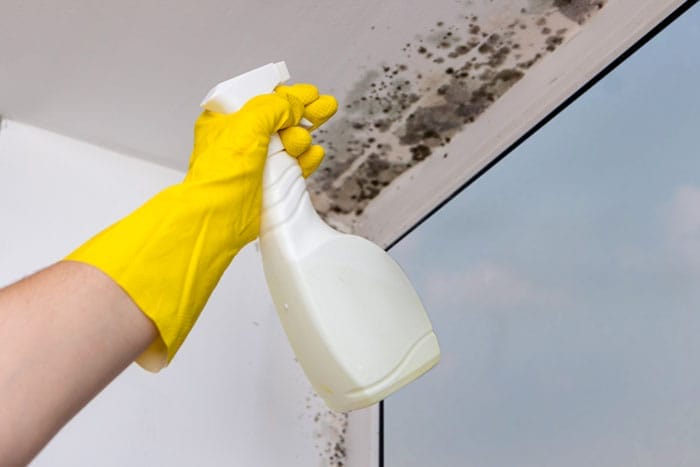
[201,62,290,114]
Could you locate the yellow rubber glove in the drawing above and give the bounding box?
[66,84,338,371]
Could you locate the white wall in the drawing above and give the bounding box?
[0,120,376,466]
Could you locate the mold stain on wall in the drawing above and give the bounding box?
[302,390,349,466]
[307,0,607,233]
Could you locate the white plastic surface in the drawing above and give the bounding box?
[202,63,440,412]
[201,62,290,114]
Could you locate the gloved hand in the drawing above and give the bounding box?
[66,84,338,371]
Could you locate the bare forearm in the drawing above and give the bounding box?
[0,261,156,465]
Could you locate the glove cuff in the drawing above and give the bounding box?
[66,183,243,371]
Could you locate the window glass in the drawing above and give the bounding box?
[386,5,700,466]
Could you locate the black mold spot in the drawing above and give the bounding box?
[487,33,501,45]
[410,144,432,161]
[478,43,494,54]
[518,53,542,69]
[448,44,472,58]
[400,105,463,145]
[496,68,525,82]
[545,34,565,51]
[373,119,391,131]
[488,46,511,67]
[554,0,607,25]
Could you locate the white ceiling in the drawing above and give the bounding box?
[0,0,685,244]
[1,0,464,166]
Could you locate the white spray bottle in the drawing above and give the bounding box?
[201,62,440,412]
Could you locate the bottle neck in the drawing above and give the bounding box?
[261,149,308,234]
[260,139,339,257]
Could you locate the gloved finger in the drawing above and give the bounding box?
[279,126,312,157]
[280,93,305,128]
[297,145,325,178]
[275,83,319,106]
[304,95,338,130]
[238,93,305,133]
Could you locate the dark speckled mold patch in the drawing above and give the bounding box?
[308,0,608,231]
[304,390,349,466]
[553,0,606,24]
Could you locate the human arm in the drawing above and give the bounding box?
[0,261,156,465]
[0,84,337,464]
